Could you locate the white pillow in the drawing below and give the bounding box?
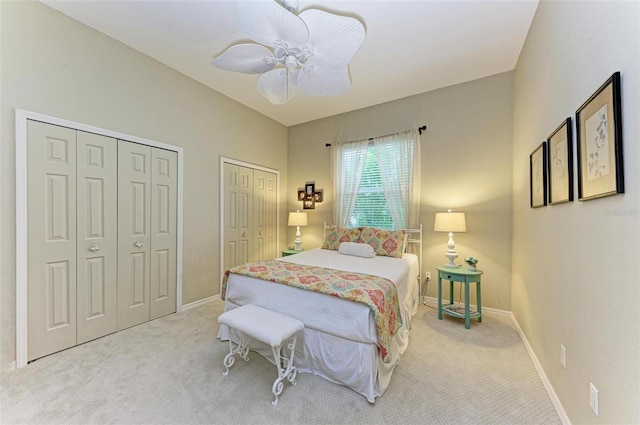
[338,241,376,258]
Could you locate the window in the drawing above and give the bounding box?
[349,145,394,228]
[332,130,420,229]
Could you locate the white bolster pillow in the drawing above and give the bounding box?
[338,241,376,258]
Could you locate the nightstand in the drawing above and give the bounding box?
[436,265,483,329]
[281,249,303,257]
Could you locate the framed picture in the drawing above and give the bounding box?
[298,190,306,201]
[530,142,547,208]
[305,182,315,197]
[303,197,315,210]
[547,118,573,204]
[313,190,323,203]
[576,72,624,201]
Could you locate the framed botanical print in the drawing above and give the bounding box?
[575,72,624,201]
[547,118,573,204]
[530,142,547,208]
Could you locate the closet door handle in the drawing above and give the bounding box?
[259,231,264,235]
[242,233,247,237]
[89,244,100,252]
[134,241,144,248]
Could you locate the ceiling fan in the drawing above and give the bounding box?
[211,0,366,105]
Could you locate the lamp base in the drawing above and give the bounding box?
[444,249,459,268]
[294,226,302,251]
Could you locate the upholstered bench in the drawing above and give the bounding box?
[218,304,304,406]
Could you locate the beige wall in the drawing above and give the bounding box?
[288,72,514,311]
[512,1,640,423]
[0,1,288,369]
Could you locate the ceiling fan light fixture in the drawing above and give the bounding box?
[211,0,365,104]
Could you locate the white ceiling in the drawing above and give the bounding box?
[41,0,539,127]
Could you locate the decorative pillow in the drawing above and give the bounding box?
[321,226,361,251]
[358,227,406,258]
[338,241,376,258]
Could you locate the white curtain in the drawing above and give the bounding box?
[331,139,369,226]
[373,130,421,229]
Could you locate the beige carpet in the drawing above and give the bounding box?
[1,299,561,425]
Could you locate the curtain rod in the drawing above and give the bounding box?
[324,125,427,147]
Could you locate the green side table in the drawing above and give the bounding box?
[436,265,483,329]
[281,249,303,257]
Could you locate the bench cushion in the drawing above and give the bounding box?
[218,304,304,348]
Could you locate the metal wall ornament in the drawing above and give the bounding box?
[547,118,573,204]
[575,72,624,201]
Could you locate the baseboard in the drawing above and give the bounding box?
[510,315,571,425]
[422,295,570,424]
[181,295,220,311]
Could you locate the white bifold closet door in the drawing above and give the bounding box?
[26,120,177,362]
[222,162,277,272]
[76,131,118,344]
[252,170,277,262]
[27,122,80,361]
[117,142,177,330]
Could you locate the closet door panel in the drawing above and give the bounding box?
[252,171,266,261]
[223,164,253,271]
[117,141,151,330]
[76,131,118,344]
[27,121,77,361]
[252,170,277,261]
[150,148,177,320]
[238,168,252,265]
[263,171,277,260]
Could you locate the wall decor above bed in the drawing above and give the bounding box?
[298,181,323,209]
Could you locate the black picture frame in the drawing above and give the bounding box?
[547,118,573,204]
[313,190,323,203]
[305,182,315,197]
[576,72,624,201]
[298,190,306,201]
[530,141,547,208]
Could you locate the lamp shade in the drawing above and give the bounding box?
[434,212,466,232]
[288,211,308,227]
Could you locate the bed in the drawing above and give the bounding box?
[217,225,422,402]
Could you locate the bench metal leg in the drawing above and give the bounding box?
[222,336,249,376]
[270,334,298,407]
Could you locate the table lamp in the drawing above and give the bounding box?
[288,210,308,251]
[434,209,466,268]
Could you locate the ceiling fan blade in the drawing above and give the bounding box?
[299,9,365,69]
[236,0,309,47]
[256,68,299,104]
[212,44,276,74]
[297,66,351,97]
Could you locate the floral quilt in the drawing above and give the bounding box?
[222,260,402,363]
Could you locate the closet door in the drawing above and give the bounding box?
[223,163,253,271]
[76,131,118,344]
[117,141,151,330]
[26,121,77,361]
[253,170,277,261]
[149,148,178,320]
